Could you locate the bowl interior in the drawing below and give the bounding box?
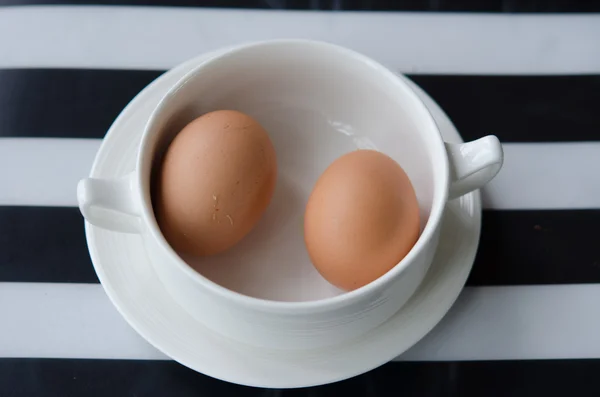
[150,41,438,302]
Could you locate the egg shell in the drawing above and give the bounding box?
[155,110,277,257]
[304,149,420,291]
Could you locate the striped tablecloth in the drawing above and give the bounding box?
[1,1,600,396]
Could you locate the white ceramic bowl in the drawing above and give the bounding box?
[78,39,503,350]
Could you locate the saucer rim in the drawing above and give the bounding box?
[85,47,481,388]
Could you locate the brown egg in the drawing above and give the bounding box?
[304,150,420,291]
[155,110,277,257]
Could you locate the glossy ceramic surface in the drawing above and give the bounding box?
[84,48,481,388]
[78,40,501,350]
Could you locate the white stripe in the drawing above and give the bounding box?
[482,142,600,210]
[0,283,165,360]
[400,284,600,361]
[1,6,599,74]
[1,138,598,210]
[0,138,99,207]
[2,282,600,361]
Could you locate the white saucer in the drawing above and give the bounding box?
[85,49,481,388]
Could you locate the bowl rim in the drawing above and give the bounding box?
[136,38,450,313]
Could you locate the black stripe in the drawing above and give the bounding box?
[2,358,600,396]
[2,0,600,11]
[0,207,98,283]
[467,209,600,286]
[1,206,600,285]
[2,69,600,143]
[0,69,163,140]
[407,75,600,143]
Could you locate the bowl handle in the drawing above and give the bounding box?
[77,172,142,233]
[445,135,504,200]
